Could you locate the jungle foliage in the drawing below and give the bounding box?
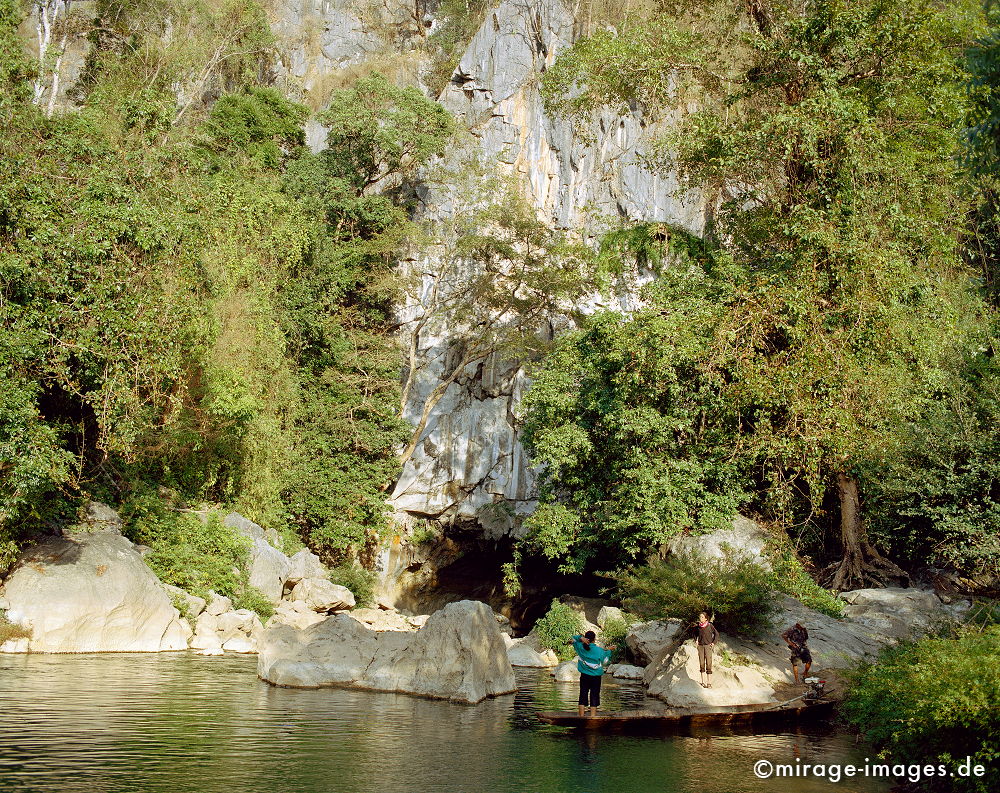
[844,628,1000,793]
[0,0,451,571]
[527,0,1000,590]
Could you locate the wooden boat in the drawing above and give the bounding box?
[536,699,836,734]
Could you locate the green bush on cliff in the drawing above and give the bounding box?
[329,563,377,609]
[765,548,845,619]
[533,599,584,660]
[232,587,275,621]
[598,615,630,663]
[122,496,249,602]
[844,628,1000,793]
[615,550,775,635]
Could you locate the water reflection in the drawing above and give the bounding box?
[0,653,887,793]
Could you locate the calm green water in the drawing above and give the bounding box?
[0,653,888,793]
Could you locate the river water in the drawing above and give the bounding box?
[0,653,888,793]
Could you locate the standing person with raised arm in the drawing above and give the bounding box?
[567,630,614,717]
[695,612,719,689]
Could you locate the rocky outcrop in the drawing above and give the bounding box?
[626,619,686,667]
[387,0,708,533]
[840,587,969,640]
[224,513,292,604]
[642,589,970,708]
[667,516,774,570]
[289,578,355,612]
[258,600,517,703]
[0,506,190,653]
[646,641,779,708]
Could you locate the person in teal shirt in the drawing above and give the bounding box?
[567,631,614,717]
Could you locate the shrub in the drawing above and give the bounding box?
[122,495,250,601]
[843,628,1000,793]
[329,563,377,609]
[232,586,275,622]
[0,611,31,644]
[533,599,584,660]
[615,549,776,635]
[766,548,845,618]
[599,615,631,663]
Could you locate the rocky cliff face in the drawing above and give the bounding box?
[388,0,707,537]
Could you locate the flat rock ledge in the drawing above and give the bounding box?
[257,600,516,704]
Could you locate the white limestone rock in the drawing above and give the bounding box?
[612,664,645,680]
[0,513,189,653]
[222,636,256,654]
[258,600,516,703]
[289,579,356,612]
[164,584,207,618]
[625,619,686,666]
[668,516,773,570]
[645,641,778,708]
[597,606,626,628]
[348,608,413,632]
[552,660,578,682]
[205,593,232,617]
[270,600,326,630]
[839,587,964,641]
[284,549,327,587]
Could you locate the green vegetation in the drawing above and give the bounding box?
[765,547,845,619]
[529,0,1000,592]
[844,629,1000,793]
[598,615,630,663]
[533,599,584,660]
[616,551,775,635]
[123,497,246,598]
[328,563,378,609]
[0,610,31,645]
[0,0,453,575]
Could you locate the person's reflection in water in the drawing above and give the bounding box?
[577,729,601,763]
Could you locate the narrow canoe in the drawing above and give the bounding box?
[537,699,836,733]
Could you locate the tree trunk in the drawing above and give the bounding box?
[824,472,909,591]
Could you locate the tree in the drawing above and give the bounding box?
[539,0,994,588]
[318,72,455,194]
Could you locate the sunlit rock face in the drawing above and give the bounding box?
[389,0,708,534]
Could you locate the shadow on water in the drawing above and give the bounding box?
[0,654,888,793]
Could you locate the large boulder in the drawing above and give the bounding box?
[597,605,626,628]
[270,600,326,630]
[612,664,645,680]
[839,587,965,641]
[645,641,778,708]
[552,659,579,681]
[0,510,189,653]
[289,578,355,612]
[348,608,413,632]
[284,549,328,588]
[164,584,206,618]
[668,515,772,570]
[641,591,961,707]
[224,513,291,603]
[506,632,560,667]
[626,618,686,666]
[257,600,517,703]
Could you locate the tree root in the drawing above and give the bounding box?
[823,544,910,592]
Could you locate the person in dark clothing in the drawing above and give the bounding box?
[696,612,719,688]
[782,622,812,683]
[567,630,614,717]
